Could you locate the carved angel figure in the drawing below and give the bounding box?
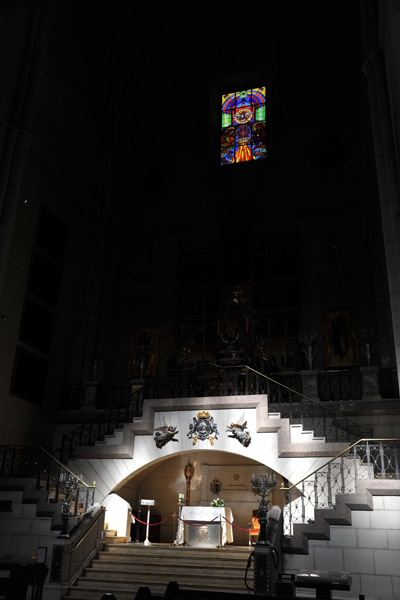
[226,413,251,447]
[153,417,179,449]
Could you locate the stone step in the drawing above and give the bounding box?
[64,585,166,599]
[99,550,252,563]
[102,543,252,559]
[95,429,123,446]
[64,544,254,599]
[0,489,24,502]
[268,412,281,419]
[64,582,171,599]
[75,574,251,593]
[83,566,252,583]
[290,423,325,443]
[95,554,250,568]
[0,499,12,512]
[89,562,254,576]
[99,545,251,558]
[0,501,38,518]
[0,478,37,490]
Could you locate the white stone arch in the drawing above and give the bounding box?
[70,395,343,510]
[110,447,283,545]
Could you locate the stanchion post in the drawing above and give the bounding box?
[135,495,141,543]
[218,508,222,548]
[172,493,185,546]
[171,511,177,546]
[141,499,155,547]
[144,506,151,546]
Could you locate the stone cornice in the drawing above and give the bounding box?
[74,394,347,460]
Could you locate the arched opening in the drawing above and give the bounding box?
[112,449,284,545]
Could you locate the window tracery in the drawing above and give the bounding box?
[221,87,266,164]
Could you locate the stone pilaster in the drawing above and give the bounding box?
[362,49,400,386]
[300,369,320,400]
[361,366,382,401]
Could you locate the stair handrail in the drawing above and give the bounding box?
[69,505,106,553]
[241,364,370,435]
[37,445,93,487]
[280,437,400,536]
[60,381,146,461]
[50,505,106,588]
[0,444,96,517]
[280,437,400,493]
[60,362,370,460]
[146,362,370,436]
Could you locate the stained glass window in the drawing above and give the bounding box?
[221,87,266,165]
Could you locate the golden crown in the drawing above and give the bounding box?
[197,410,210,419]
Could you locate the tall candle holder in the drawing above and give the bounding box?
[250,472,277,545]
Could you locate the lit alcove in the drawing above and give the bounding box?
[113,449,283,545]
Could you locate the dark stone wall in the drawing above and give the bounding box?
[0,2,396,444]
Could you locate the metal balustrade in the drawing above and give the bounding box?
[0,444,95,518]
[318,370,362,402]
[59,384,144,462]
[281,438,400,536]
[59,364,371,461]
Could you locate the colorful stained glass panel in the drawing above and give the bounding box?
[221,87,266,165]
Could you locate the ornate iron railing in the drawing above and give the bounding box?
[59,363,371,461]
[60,383,85,410]
[281,438,400,536]
[59,384,144,462]
[143,364,303,400]
[318,369,362,402]
[60,366,399,410]
[60,381,135,411]
[0,445,95,517]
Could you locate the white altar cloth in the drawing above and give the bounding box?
[178,506,233,546]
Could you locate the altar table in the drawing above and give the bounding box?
[178,506,233,547]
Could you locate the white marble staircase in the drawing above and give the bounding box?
[62,543,254,599]
[282,455,400,555]
[0,478,63,563]
[103,522,128,544]
[289,423,325,443]
[95,430,124,447]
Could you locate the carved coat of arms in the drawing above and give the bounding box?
[188,410,219,446]
[210,478,221,495]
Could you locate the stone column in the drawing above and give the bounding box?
[0,1,53,302]
[362,47,400,385]
[81,382,98,409]
[300,369,320,400]
[360,366,382,401]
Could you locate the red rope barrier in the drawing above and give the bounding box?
[131,513,259,534]
[177,516,219,528]
[132,514,173,526]
[223,516,259,533]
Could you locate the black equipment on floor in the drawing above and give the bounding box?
[245,505,282,596]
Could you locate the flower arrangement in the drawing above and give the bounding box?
[299,329,321,370]
[211,498,225,507]
[354,326,378,367]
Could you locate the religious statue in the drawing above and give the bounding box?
[226,414,251,447]
[217,289,250,365]
[184,463,194,506]
[153,418,179,449]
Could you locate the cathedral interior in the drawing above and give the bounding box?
[0,2,400,600]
